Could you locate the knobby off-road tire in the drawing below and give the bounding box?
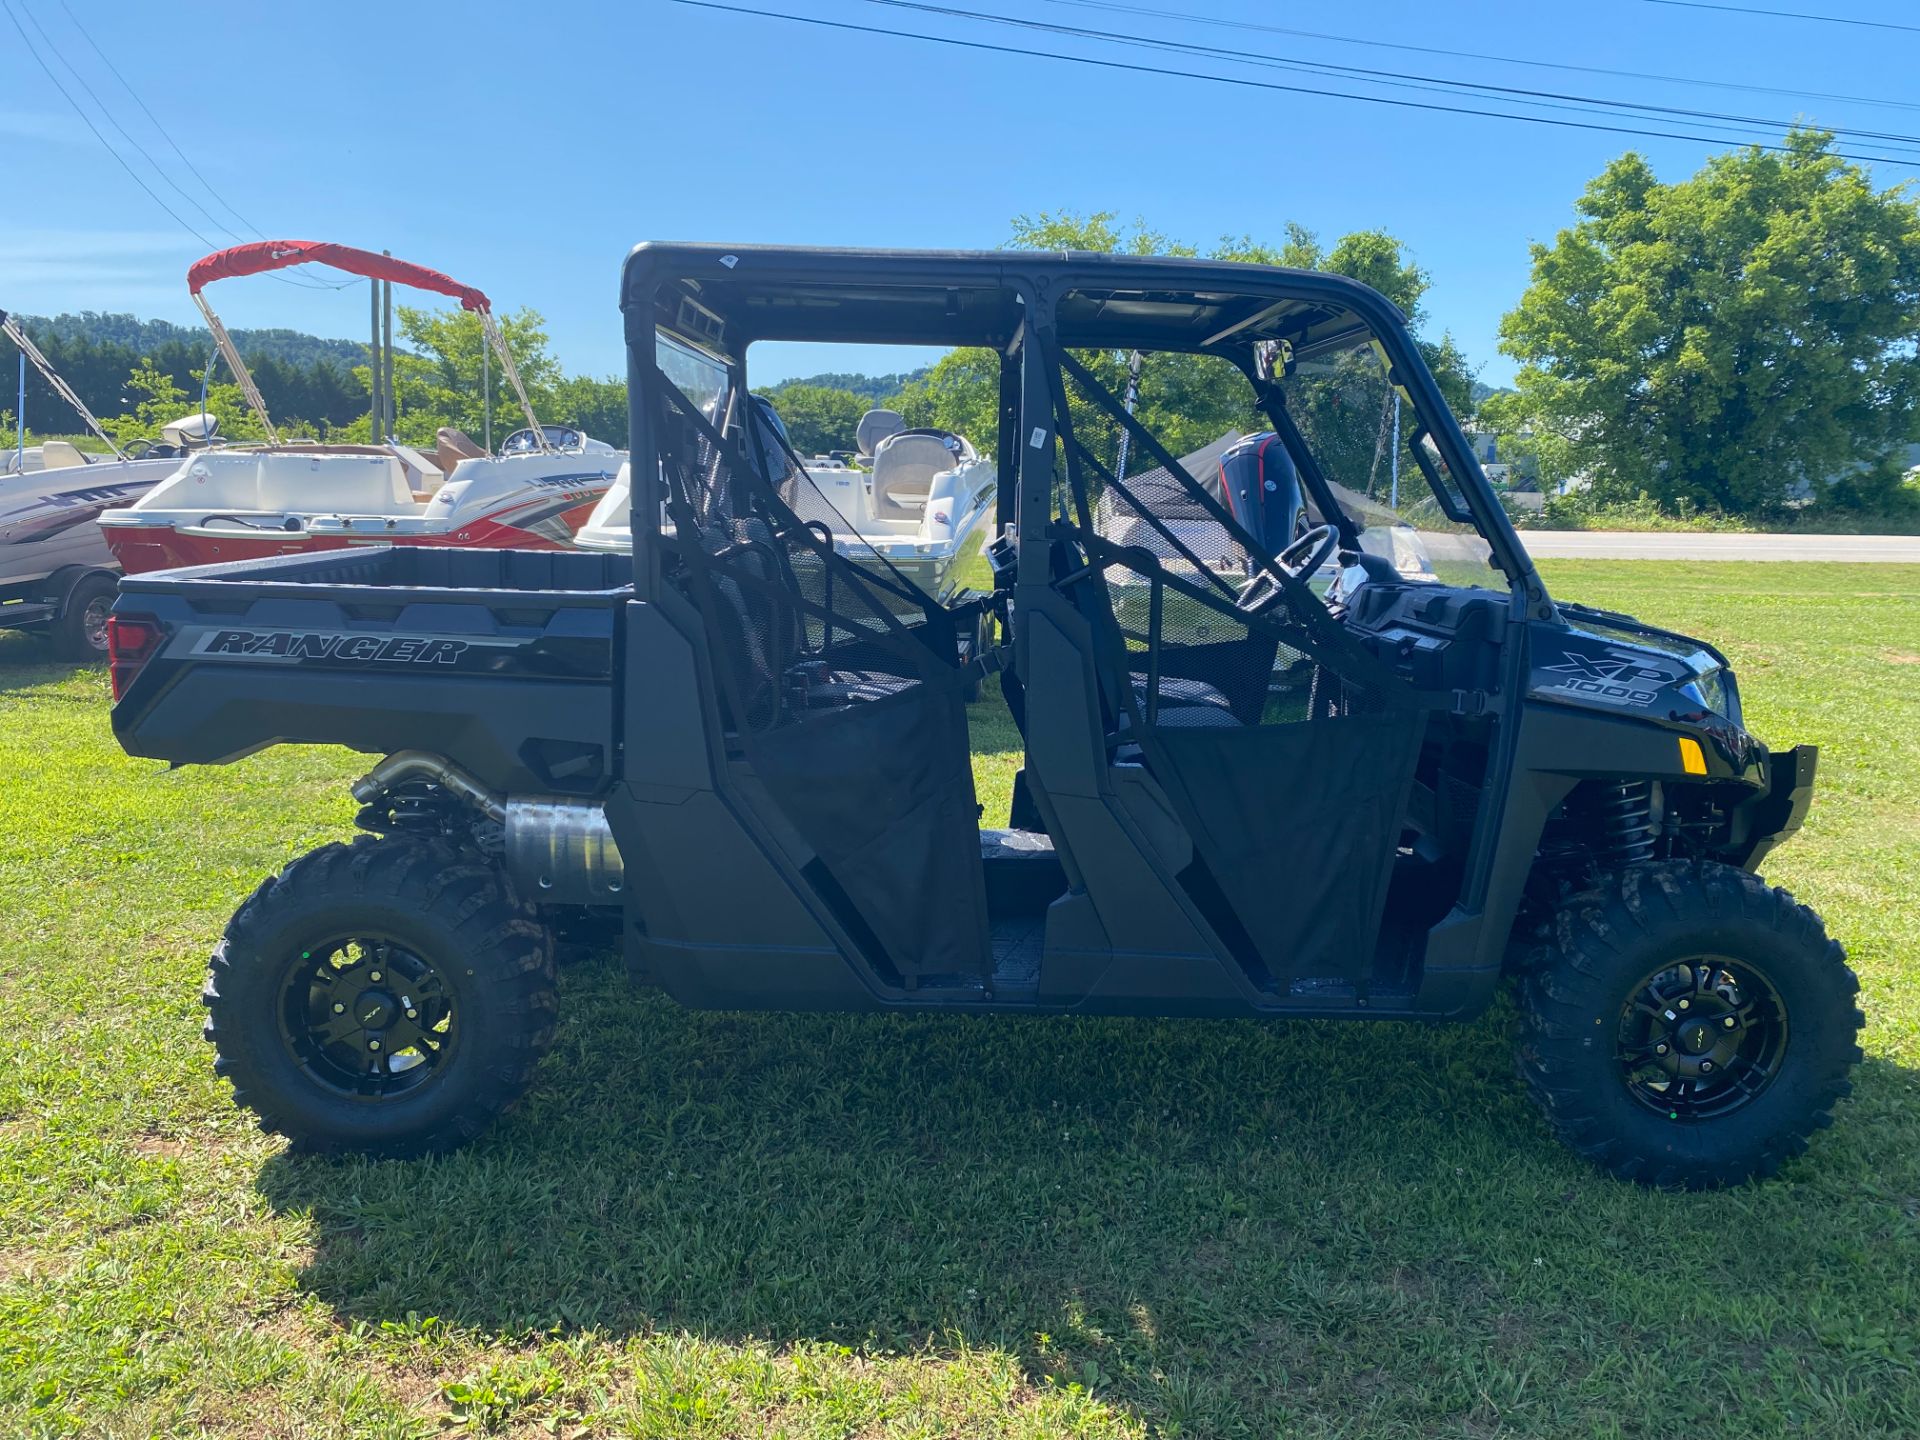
[1517,860,1862,1189]
[203,835,557,1157]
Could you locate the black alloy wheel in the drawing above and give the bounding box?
[1615,956,1788,1122]
[277,935,458,1098]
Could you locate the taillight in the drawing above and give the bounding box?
[106,613,164,703]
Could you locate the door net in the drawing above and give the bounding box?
[1050,346,1438,986]
[648,359,990,986]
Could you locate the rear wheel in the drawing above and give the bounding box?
[52,572,116,662]
[203,835,557,1156]
[1517,861,1861,1188]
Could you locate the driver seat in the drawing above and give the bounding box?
[1049,534,1244,752]
[434,427,487,473]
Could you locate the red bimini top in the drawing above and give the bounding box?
[187,241,492,312]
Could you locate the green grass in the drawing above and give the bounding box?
[1,561,1916,1438]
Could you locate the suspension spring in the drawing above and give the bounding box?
[1594,781,1657,867]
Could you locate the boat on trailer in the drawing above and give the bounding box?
[99,241,623,574]
[577,399,995,601]
[2,308,220,654]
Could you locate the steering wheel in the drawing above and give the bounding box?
[1234,523,1340,617]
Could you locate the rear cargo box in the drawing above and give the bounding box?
[112,547,630,794]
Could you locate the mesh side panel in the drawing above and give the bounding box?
[1055,359,1408,732]
[654,378,954,739]
[1052,345,1426,982]
[650,365,989,983]
[767,446,951,636]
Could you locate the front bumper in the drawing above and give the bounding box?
[1727,743,1818,871]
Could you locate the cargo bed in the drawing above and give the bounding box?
[111,547,630,794]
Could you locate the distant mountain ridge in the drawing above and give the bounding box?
[14,312,378,370]
[773,368,931,401]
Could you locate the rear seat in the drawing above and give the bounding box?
[1132,674,1239,721]
[703,518,926,723]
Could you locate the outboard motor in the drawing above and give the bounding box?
[1214,432,1307,556]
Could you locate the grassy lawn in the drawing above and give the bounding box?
[1,560,1916,1438]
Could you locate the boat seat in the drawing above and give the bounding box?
[39,440,90,470]
[435,427,486,475]
[855,408,907,459]
[869,432,956,521]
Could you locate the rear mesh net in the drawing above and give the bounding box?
[1050,345,1433,985]
[650,363,989,984]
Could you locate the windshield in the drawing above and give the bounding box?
[1271,338,1496,590]
[657,331,731,423]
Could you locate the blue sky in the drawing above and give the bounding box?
[5,0,1918,388]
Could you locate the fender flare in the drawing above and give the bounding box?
[42,563,121,616]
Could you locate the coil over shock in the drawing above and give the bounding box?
[1592,780,1657,867]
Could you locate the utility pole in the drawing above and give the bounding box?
[1389,391,1401,511]
[381,260,395,440]
[369,278,383,441]
[15,350,24,472]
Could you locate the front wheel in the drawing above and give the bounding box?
[203,835,557,1156]
[1517,861,1862,1189]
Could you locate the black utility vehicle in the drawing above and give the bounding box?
[110,246,1860,1186]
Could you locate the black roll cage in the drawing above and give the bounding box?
[619,243,1551,620]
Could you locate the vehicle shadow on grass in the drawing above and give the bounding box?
[0,632,95,692]
[255,950,1910,1432]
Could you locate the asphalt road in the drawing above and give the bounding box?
[1516,531,1920,562]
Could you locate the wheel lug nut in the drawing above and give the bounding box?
[1655,1044,1669,1055]
[1678,999,1690,1010]
[368,1040,381,1051]
[1723,1016,1737,1028]
[1701,1060,1713,1072]
[332,1002,345,1014]
[369,971,382,982]
[405,1009,417,1020]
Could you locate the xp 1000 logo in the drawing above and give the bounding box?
[1538,647,1683,709]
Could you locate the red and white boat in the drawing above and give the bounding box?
[100,241,622,574]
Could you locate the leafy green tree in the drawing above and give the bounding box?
[382,305,561,446]
[548,374,629,447]
[890,351,1001,452]
[1497,128,1920,516]
[892,211,1474,483]
[99,364,264,446]
[759,383,868,454]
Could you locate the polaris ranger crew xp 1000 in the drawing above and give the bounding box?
[109,246,1861,1187]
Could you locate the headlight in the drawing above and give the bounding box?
[1677,668,1728,717]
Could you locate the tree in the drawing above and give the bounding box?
[384,305,562,446]
[547,374,628,447]
[99,363,264,446]
[892,211,1475,477]
[1496,128,1920,516]
[759,383,868,454]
